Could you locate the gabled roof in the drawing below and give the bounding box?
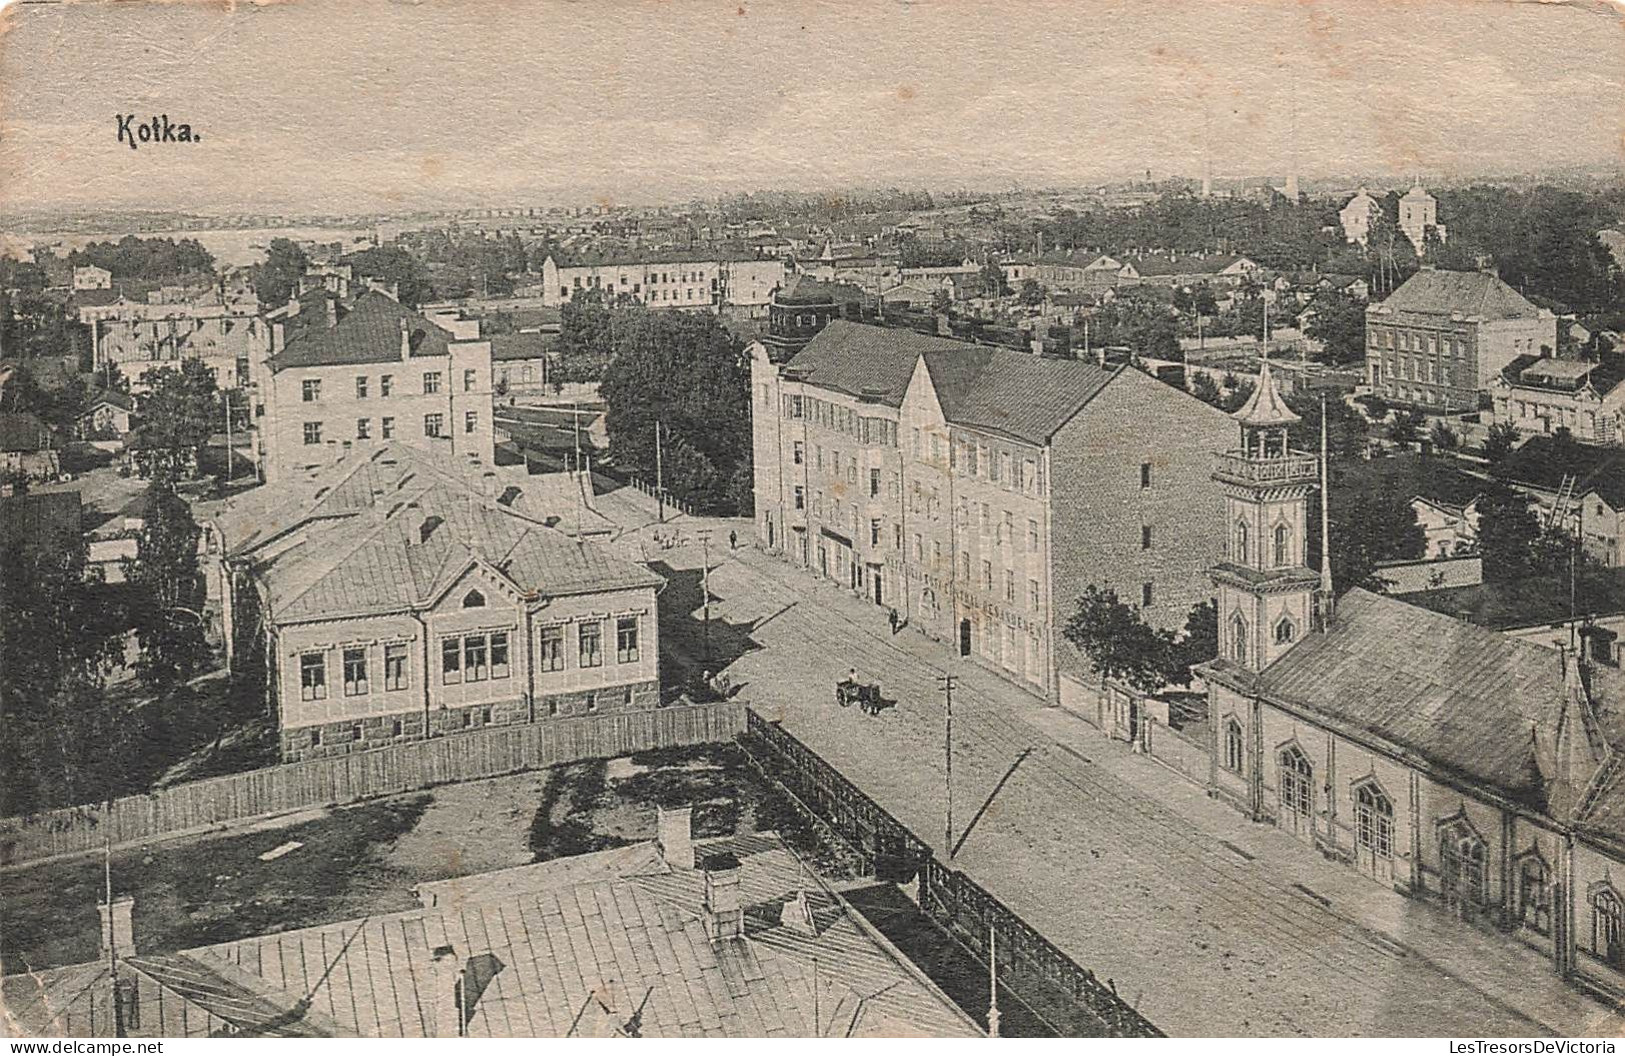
[1252,589,1625,808]
[269,291,454,371]
[783,321,1117,445]
[1232,359,1301,428]
[1372,268,1542,322]
[489,331,556,362]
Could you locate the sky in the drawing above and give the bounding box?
[1,0,1622,215]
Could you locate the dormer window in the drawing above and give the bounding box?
[462,589,486,608]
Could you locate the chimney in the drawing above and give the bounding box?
[779,888,816,937]
[400,317,412,362]
[656,805,694,870]
[936,312,952,337]
[325,296,337,327]
[99,895,135,958]
[430,944,465,1038]
[701,852,743,943]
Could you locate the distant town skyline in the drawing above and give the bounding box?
[2,0,1622,217]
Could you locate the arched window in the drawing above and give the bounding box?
[1353,782,1393,858]
[1230,613,1248,664]
[1234,520,1250,565]
[462,589,486,609]
[1224,719,1244,774]
[1273,523,1291,567]
[1518,856,1551,935]
[1274,616,1296,645]
[1595,888,1625,966]
[1278,745,1313,819]
[1440,820,1487,909]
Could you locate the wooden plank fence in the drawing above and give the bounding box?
[0,702,744,868]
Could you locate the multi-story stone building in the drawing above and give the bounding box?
[749,319,1231,698]
[1491,354,1625,446]
[257,290,495,484]
[760,274,865,362]
[1365,267,1556,412]
[539,252,785,317]
[1338,187,1382,246]
[218,442,662,761]
[78,289,267,392]
[1197,359,1625,999]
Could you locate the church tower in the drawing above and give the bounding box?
[1208,359,1323,672]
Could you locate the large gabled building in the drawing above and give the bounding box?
[217,442,659,761]
[749,319,1232,699]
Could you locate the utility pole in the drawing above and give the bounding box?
[655,419,665,523]
[698,528,712,663]
[223,388,233,484]
[938,673,957,857]
[987,925,1001,1038]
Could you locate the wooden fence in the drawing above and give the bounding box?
[0,702,744,868]
[738,708,1162,1038]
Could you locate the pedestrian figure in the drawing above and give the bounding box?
[888,608,900,635]
[729,529,737,550]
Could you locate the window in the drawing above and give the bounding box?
[1353,782,1393,857]
[870,519,881,547]
[303,422,323,445]
[302,379,321,402]
[616,616,639,663]
[1274,616,1296,644]
[380,374,393,397]
[442,637,462,684]
[356,418,371,440]
[1140,462,1152,488]
[482,706,493,724]
[1028,579,1039,612]
[424,413,444,437]
[1273,523,1290,567]
[793,440,804,465]
[464,635,488,682]
[391,718,403,737]
[465,410,478,434]
[1141,582,1153,608]
[579,620,603,668]
[352,723,364,743]
[1028,519,1039,552]
[539,625,565,672]
[310,728,322,748]
[1141,525,1153,550]
[300,652,327,701]
[794,486,805,511]
[1230,613,1248,664]
[491,632,510,678]
[1440,820,1488,908]
[382,416,395,439]
[869,468,881,498]
[423,371,442,394]
[1234,520,1249,565]
[463,589,485,608]
[384,643,408,691]
[1005,570,1016,604]
[343,647,368,696]
[462,710,473,728]
[1595,888,1625,967]
[981,560,993,591]
[355,376,368,399]
[1518,856,1551,935]
[464,368,477,392]
[1224,719,1244,773]
[1278,746,1314,819]
[585,692,598,713]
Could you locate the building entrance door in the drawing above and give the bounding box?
[959,618,971,657]
[818,544,828,578]
[871,567,883,606]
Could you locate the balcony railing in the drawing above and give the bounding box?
[1213,450,1319,486]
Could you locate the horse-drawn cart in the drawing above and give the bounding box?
[836,678,890,715]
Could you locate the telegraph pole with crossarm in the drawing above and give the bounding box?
[938,673,956,857]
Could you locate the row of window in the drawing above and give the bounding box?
[296,618,640,700]
[1370,326,1470,360]
[300,370,479,403]
[1233,520,1294,569]
[302,411,478,445]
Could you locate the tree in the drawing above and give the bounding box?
[1306,481,1426,592]
[1189,371,1223,408]
[931,287,954,314]
[347,245,432,307]
[1063,585,1174,693]
[1161,600,1217,688]
[248,238,308,308]
[1388,409,1424,447]
[1429,420,1459,451]
[134,359,220,483]
[555,288,618,383]
[1483,420,1520,472]
[979,260,1009,298]
[598,308,753,515]
[1302,292,1367,366]
[126,483,210,693]
[1018,279,1045,306]
[1476,483,1545,582]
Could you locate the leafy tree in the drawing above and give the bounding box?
[1303,292,1367,366]
[979,260,1009,298]
[1476,483,1546,582]
[1429,420,1459,451]
[555,288,618,382]
[127,483,210,692]
[1063,585,1175,693]
[1388,409,1425,446]
[931,287,954,314]
[1284,390,1369,461]
[1189,371,1223,407]
[347,245,432,307]
[1306,480,1426,592]
[1018,279,1044,306]
[134,359,220,483]
[249,238,308,308]
[69,235,215,282]
[1161,600,1217,687]
[1483,420,1521,471]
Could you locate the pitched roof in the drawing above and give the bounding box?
[1232,359,1301,428]
[489,331,556,362]
[1252,589,1625,806]
[0,412,52,452]
[774,274,865,307]
[269,291,454,371]
[177,833,977,1038]
[1374,268,1541,322]
[784,321,1118,445]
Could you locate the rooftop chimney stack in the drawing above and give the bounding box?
[702,852,744,943]
[400,317,413,362]
[779,889,816,937]
[99,895,135,958]
[430,944,465,1038]
[656,805,694,871]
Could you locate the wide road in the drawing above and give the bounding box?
[638,515,1623,1038]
